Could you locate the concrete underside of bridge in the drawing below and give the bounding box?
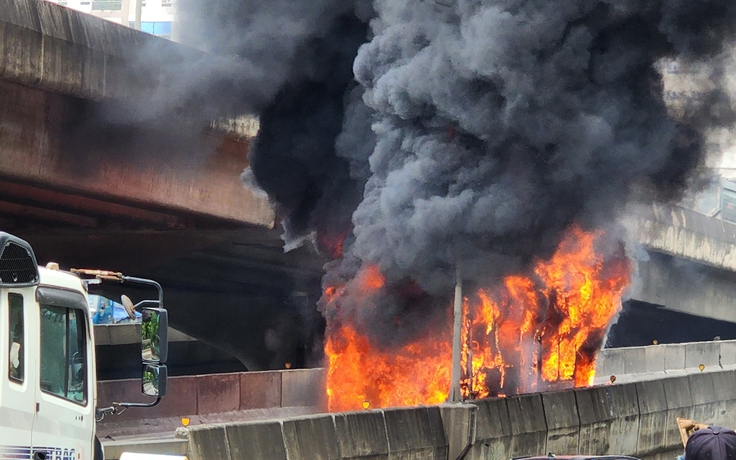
[0,76,328,371]
[0,0,327,370]
[605,250,736,348]
[632,251,736,322]
[6,224,327,372]
[612,205,736,346]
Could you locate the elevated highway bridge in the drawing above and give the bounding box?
[5,2,736,459]
[2,0,736,373]
[0,0,324,371]
[615,204,736,346]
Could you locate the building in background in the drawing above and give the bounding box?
[44,0,178,41]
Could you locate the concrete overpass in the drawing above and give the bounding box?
[0,0,326,370]
[3,0,736,373]
[614,204,736,346]
[4,3,734,458]
[0,0,271,228]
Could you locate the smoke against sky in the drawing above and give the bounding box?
[175,0,736,341]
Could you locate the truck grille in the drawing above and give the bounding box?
[0,242,39,284]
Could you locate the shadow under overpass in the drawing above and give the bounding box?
[20,226,328,372]
[607,299,736,348]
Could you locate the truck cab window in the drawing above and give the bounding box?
[40,305,87,405]
[8,293,23,383]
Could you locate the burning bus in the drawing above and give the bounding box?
[324,227,631,412]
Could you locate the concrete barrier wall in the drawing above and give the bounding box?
[98,340,734,427]
[576,384,639,455]
[282,415,341,460]
[595,339,736,384]
[188,406,448,460]
[97,368,324,425]
[383,407,447,460]
[542,390,579,454]
[98,339,734,427]
[188,369,736,460]
[466,395,544,460]
[635,379,668,457]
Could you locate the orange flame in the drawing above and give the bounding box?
[317,229,350,259]
[325,322,452,409]
[324,227,631,411]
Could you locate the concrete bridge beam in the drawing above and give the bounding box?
[0,78,273,226]
[627,204,736,273]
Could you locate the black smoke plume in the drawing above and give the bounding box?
[176,0,375,252]
[346,0,736,292]
[180,0,736,342]
[246,15,372,251]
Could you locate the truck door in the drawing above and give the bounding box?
[31,287,95,460]
[0,289,36,458]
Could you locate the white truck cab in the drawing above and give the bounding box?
[0,233,169,460]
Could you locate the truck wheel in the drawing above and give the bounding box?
[94,436,105,460]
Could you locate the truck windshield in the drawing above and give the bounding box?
[39,305,87,405]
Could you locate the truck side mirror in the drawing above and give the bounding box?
[141,308,168,363]
[142,363,167,397]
